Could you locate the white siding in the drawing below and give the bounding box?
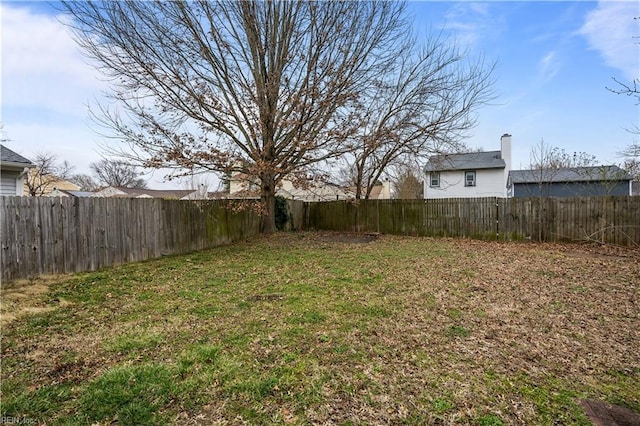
[424,168,507,198]
[1,171,21,196]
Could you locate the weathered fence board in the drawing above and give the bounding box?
[304,196,640,246]
[1,197,260,282]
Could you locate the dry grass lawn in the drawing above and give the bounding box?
[1,232,638,425]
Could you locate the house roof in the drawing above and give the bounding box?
[118,187,197,199]
[509,166,631,184]
[1,144,35,167]
[63,190,95,197]
[95,186,198,199]
[424,151,505,172]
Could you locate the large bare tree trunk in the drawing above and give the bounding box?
[260,174,277,234]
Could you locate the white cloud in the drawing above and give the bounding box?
[538,50,560,82]
[579,1,640,81]
[0,4,216,190]
[443,2,504,47]
[0,4,113,180]
[1,4,104,113]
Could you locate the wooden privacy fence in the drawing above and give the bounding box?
[303,196,640,246]
[1,197,260,282]
[2,196,638,282]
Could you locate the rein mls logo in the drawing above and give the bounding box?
[1,417,35,425]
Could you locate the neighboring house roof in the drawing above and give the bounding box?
[0,144,35,169]
[425,151,505,172]
[509,166,631,184]
[63,190,95,197]
[92,186,198,199]
[118,187,196,198]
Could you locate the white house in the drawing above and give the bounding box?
[0,144,35,196]
[423,134,512,199]
[229,170,391,202]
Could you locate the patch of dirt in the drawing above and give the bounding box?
[318,232,380,244]
[247,294,285,302]
[580,399,640,426]
[1,276,69,326]
[45,359,101,385]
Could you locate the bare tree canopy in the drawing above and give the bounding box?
[619,142,640,181]
[392,166,423,199]
[529,139,598,170]
[61,0,409,232]
[24,152,74,196]
[90,159,147,189]
[339,33,495,199]
[69,174,99,192]
[608,77,640,104]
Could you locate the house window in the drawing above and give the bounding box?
[430,172,440,188]
[465,171,476,187]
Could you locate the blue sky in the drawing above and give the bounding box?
[1,1,639,189]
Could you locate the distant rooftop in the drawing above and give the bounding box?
[110,187,198,199]
[1,144,34,166]
[63,190,95,198]
[424,151,505,172]
[509,166,631,184]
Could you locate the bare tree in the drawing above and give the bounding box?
[0,124,9,144]
[619,142,640,181]
[339,33,495,199]
[392,166,423,199]
[24,152,74,196]
[529,140,597,170]
[608,77,640,105]
[178,173,218,199]
[61,1,410,232]
[90,159,147,189]
[69,174,99,192]
[521,139,599,197]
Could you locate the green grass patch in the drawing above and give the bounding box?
[447,324,471,338]
[431,397,455,414]
[2,232,638,424]
[106,331,165,356]
[73,364,177,425]
[477,413,505,426]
